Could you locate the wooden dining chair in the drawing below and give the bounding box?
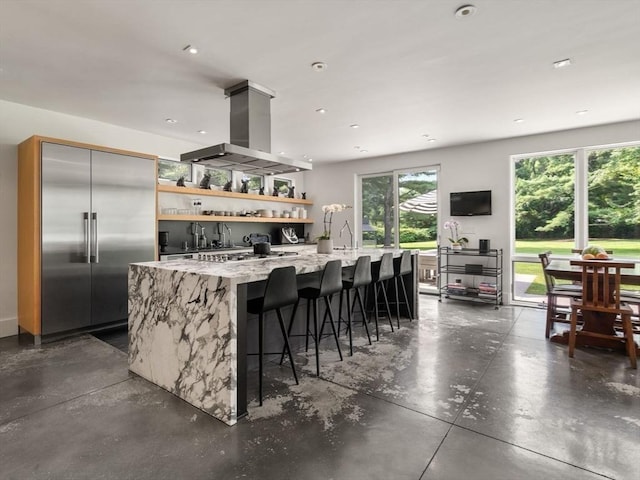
[619,290,640,335]
[539,252,582,338]
[568,259,637,369]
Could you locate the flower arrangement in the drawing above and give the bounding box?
[320,204,351,239]
[444,219,468,246]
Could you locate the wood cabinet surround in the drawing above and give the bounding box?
[17,135,158,337]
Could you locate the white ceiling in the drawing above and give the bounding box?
[1,0,639,165]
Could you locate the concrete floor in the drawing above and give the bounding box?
[1,296,638,480]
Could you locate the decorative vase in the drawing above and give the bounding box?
[317,238,334,254]
[451,243,462,251]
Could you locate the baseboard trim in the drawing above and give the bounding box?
[0,317,19,338]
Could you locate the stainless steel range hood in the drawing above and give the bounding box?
[181,81,311,176]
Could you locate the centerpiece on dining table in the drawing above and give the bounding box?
[317,203,351,253]
[580,245,610,260]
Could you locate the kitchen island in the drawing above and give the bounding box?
[128,247,417,425]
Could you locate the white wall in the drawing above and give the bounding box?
[0,100,304,337]
[1,98,637,336]
[305,119,640,303]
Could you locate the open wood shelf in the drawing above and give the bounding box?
[158,214,313,223]
[157,184,313,205]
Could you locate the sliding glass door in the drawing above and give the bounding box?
[359,167,439,292]
[360,168,439,248]
[361,174,394,247]
[397,169,439,251]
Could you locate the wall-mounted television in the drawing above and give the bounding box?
[450,190,492,216]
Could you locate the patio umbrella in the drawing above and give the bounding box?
[399,189,438,215]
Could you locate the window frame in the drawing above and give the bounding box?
[158,158,192,182]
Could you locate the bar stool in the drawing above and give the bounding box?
[284,259,344,376]
[246,266,299,405]
[370,252,395,340]
[339,256,372,356]
[392,251,414,328]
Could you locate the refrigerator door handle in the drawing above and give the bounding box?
[83,212,91,263]
[91,212,99,263]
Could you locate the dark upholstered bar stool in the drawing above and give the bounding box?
[247,266,299,405]
[392,251,414,328]
[339,255,372,356]
[370,252,395,340]
[284,259,344,376]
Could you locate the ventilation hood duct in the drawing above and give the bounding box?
[181,80,311,176]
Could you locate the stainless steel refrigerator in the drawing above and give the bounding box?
[41,142,156,335]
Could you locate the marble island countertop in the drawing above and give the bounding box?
[128,247,418,426]
[137,247,415,283]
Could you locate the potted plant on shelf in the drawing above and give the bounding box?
[318,203,351,253]
[444,219,468,251]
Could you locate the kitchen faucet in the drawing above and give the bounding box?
[199,225,208,249]
[339,220,355,250]
[191,222,202,249]
[224,223,233,247]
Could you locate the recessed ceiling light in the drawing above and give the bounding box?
[427,138,436,143]
[296,168,301,172]
[422,134,430,138]
[315,108,326,114]
[576,110,589,115]
[350,124,360,129]
[514,118,524,123]
[311,61,327,71]
[197,130,207,134]
[354,146,361,149]
[455,4,477,18]
[183,45,198,54]
[278,151,285,155]
[553,58,572,69]
[360,149,368,153]
[308,158,313,162]
[165,118,177,124]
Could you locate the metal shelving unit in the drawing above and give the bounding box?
[437,246,503,309]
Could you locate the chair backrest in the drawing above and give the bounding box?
[318,259,344,297]
[351,256,372,288]
[394,250,412,276]
[262,266,298,311]
[373,252,394,282]
[538,251,556,292]
[570,259,634,312]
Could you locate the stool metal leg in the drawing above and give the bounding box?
[312,298,320,376]
[354,287,372,345]
[305,298,311,352]
[372,282,380,341]
[324,296,343,361]
[276,308,299,385]
[345,289,354,356]
[393,277,401,328]
[281,299,300,365]
[380,279,395,332]
[258,313,264,406]
[400,275,413,321]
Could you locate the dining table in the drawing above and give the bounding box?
[545,259,640,353]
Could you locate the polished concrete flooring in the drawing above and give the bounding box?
[1,297,638,480]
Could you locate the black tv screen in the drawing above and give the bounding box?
[450,190,492,216]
